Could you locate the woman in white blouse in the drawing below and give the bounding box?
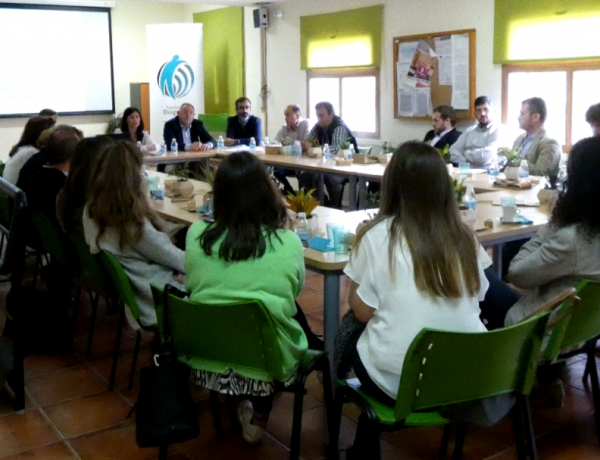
[343,141,491,458]
[114,107,159,153]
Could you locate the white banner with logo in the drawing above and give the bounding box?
[147,23,204,142]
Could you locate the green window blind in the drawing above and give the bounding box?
[494,0,600,64]
[300,5,383,70]
[194,7,244,115]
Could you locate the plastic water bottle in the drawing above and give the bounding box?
[488,157,499,183]
[292,140,302,157]
[160,143,167,154]
[557,166,567,192]
[249,137,256,153]
[294,212,311,248]
[462,185,477,210]
[263,137,270,146]
[322,144,330,163]
[217,136,224,152]
[150,177,165,201]
[171,139,178,154]
[348,145,355,159]
[519,159,530,181]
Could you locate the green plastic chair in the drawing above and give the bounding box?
[151,284,334,460]
[99,250,144,391]
[198,113,228,134]
[541,280,600,445]
[67,230,118,355]
[30,212,78,272]
[331,312,551,460]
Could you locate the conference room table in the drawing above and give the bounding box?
[144,146,386,209]
[148,170,551,383]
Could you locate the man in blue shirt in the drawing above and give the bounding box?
[225,97,262,146]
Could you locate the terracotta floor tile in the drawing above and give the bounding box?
[305,314,323,337]
[0,409,59,458]
[69,421,159,460]
[297,290,324,313]
[0,392,33,417]
[0,441,77,460]
[44,391,131,438]
[23,353,85,379]
[26,364,107,406]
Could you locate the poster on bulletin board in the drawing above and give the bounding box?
[394,29,476,120]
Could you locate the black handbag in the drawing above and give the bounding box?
[135,284,199,448]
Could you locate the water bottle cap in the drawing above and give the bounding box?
[298,212,306,218]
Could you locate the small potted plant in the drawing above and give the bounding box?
[105,113,123,135]
[436,144,451,163]
[538,171,560,209]
[339,138,352,159]
[170,162,195,198]
[286,189,320,236]
[281,136,293,156]
[502,149,521,181]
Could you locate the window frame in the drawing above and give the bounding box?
[306,67,380,139]
[502,59,600,152]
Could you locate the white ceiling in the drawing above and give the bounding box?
[146,0,285,5]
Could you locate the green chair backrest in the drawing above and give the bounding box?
[99,250,141,320]
[151,285,287,382]
[30,211,78,271]
[198,113,228,133]
[358,146,373,154]
[394,312,550,421]
[544,280,600,361]
[0,189,10,231]
[68,230,116,299]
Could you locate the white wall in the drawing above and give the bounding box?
[263,0,502,150]
[0,0,187,161]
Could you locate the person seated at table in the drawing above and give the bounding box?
[83,141,185,327]
[225,97,262,146]
[163,102,215,152]
[343,141,491,458]
[449,96,512,169]
[498,97,561,177]
[114,107,159,153]
[273,104,310,195]
[22,135,78,228]
[38,108,58,123]
[423,105,461,150]
[585,102,600,137]
[4,115,55,184]
[298,102,358,208]
[185,151,321,444]
[56,136,115,233]
[16,125,84,190]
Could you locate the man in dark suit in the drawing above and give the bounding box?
[163,103,216,152]
[423,105,461,150]
[225,97,262,146]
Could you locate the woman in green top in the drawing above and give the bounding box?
[185,151,319,444]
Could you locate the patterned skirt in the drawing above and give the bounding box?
[193,369,296,397]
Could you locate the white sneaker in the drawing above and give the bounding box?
[237,400,265,444]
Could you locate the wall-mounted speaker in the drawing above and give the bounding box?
[253,7,269,29]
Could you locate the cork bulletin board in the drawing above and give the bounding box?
[393,29,476,121]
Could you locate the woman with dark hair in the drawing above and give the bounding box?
[83,141,184,327]
[115,107,159,153]
[185,151,318,445]
[4,115,56,184]
[56,135,115,233]
[343,141,491,458]
[505,136,600,325]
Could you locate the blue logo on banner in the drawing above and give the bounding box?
[157,55,195,100]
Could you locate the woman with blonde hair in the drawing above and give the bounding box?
[343,141,491,458]
[83,141,184,327]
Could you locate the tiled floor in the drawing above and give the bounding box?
[1,270,600,459]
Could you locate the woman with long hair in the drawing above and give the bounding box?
[4,115,56,184]
[115,107,159,153]
[56,136,115,233]
[343,141,491,458]
[506,136,600,324]
[83,141,184,327]
[185,151,319,445]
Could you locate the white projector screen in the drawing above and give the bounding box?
[0,4,115,118]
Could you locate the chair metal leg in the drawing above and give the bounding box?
[452,423,466,460]
[70,285,82,344]
[210,390,224,440]
[86,291,100,355]
[512,395,528,460]
[128,331,142,390]
[587,346,600,448]
[319,356,337,460]
[521,395,538,460]
[439,424,451,459]
[290,382,306,460]
[32,251,41,288]
[108,302,126,391]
